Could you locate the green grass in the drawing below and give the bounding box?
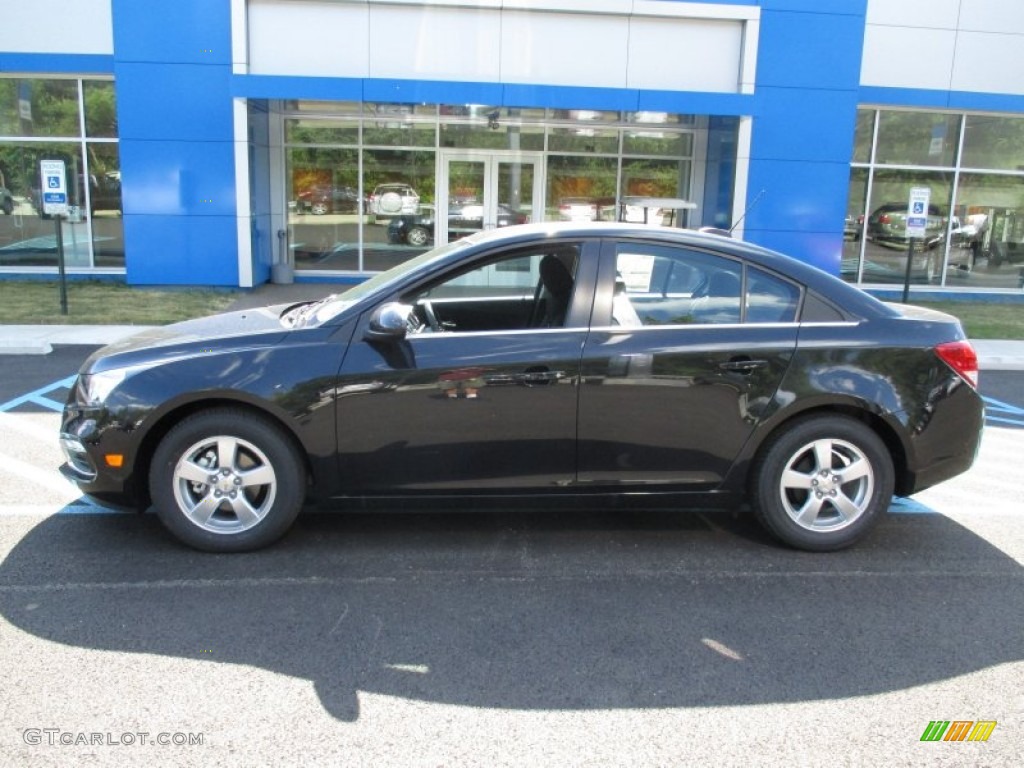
[914,301,1024,340]
[0,281,236,325]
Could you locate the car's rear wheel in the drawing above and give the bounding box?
[311,202,329,216]
[149,409,305,552]
[751,415,893,551]
[406,225,430,247]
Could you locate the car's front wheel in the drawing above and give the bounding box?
[149,409,305,552]
[750,415,894,551]
[406,225,430,247]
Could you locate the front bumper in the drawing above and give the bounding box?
[59,405,140,507]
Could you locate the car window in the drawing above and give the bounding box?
[611,245,801,326]
[613,244,743,326]
[746,267,801,323]
[404,245,581,333]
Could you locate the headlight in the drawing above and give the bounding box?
[76,364,151,406]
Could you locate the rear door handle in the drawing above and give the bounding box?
[719,358,768,373]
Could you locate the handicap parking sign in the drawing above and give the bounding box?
[39,159,68,216]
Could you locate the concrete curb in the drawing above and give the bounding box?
[0,325,156,355]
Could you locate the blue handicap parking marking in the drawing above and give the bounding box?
[982,395,1024,428]
[0,375,76,413]
[889,496,936,514]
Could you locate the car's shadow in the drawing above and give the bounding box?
[1,505,1021,721]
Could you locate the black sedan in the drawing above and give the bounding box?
[60,223,984,553]
[387,203,527,246]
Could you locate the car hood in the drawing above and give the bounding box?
[82,305,293,373]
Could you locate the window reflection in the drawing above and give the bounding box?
[83,81,117,138]
[961,115,1024,172]
[875,111,960,168]
[848,107,1024,289]
[0,79,80,138]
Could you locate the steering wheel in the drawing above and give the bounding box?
[421,300,441,332]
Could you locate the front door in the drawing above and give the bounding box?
[439,153,543,244]
[334,238,598,493]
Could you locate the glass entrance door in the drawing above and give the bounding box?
[439,153,542,244]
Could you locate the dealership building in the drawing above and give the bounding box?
[2,0,1024,294]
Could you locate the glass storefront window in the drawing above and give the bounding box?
[86,143,124,267]
[280,101,717,274]
[848,106,1024,290]
[626,112,697,127]
[83,81,117,138]
[287,147,361,271]
[1,78,121,271]
[860,169,954,286]
[439,123,543,151]
[841,168,869,282]
[961,115,1024,171]
[283,100,362,115]
[365,120,435,148]
[0,79,80,138]
[952,173,1024,288]
[546,155,618,221]
[285,118,359,146]
[875,111,960,168]
[548,128,618,154]
[0,141,84,267]
[623,131,692,157]
[852,109,874,164]
[549,108,620,124]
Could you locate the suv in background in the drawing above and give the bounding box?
[369,183,420,216]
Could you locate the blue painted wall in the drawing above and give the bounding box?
[742,0,868,273]
[111,0,239,285]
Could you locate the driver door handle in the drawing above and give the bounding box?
[516,369,564,385]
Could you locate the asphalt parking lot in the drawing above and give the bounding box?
[0,346,1021,767]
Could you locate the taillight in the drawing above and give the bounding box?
[935,340,979,389]
[879,214,891,224]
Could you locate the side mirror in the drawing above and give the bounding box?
[365,302,414,342]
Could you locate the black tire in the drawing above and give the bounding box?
[750,415,894,552]
[406,225,430,247]
[1,198,12,215]
[149,408,305,552]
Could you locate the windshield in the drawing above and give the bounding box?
[310,238,476,325]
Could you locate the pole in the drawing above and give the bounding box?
[901,237,915,304]
[55,215,68,315]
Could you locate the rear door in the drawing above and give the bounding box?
[576,239,801,490]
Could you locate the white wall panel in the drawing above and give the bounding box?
[368,4,501,81]
[958,0,1024,35]
[499,11,628,88]
[627,18,742,92]
[0,0,112,55]
[952,32,1024,96]
[246,0,751,93]
[861,25,956,90]
[249,0,370,77]
[865,0,960,30]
